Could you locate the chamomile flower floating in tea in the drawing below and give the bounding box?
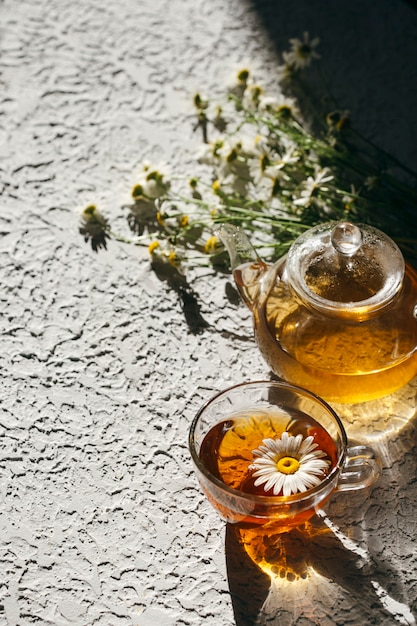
[192,382,381,531]
[250,432,330,497]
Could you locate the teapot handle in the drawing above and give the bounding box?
[215,224,261,269]
[216,225,269,309]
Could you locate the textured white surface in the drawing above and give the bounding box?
[1,0,417,624]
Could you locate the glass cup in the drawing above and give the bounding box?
[189,380,381,533]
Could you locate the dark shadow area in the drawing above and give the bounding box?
[225,523,272,626]
[248,0,417,175]
[225,280,242,307]
[151,259,210,334]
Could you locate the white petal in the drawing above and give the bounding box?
[252,466,277,477]
[289,474,308,494]
[255,473,277,493]
[271,474,285,495]
[301,449,327,461]
[283,475,298,496]
[287,433,302,455]
[251,457,277,469]
[301,458,330,474]
[298,435,317,455]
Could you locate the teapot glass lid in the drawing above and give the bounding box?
[285,221,405,318]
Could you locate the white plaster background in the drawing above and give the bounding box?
[1,0,417,624]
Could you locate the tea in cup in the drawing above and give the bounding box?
[189,380,381,532]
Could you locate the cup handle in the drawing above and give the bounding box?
[335,445,382,492]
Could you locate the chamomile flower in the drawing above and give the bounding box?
[250,431,330,497]
[217,135,255,164]
[293,167,334,207]
[196,139,224,165]
[251,158,297,202]
[78,35,417,273]
[249,138,274,184]
[269,148,300,175]
[178,214,189,228]
[365,176,379,190]
[134,161,171,199]
[214,171,250,197]
[148,238,183,271]
[283,32,320,70]
[204,235,223,254]
[193,92,209,111]
[148,240,160,255]
[257,172,284,200]
[215,136,255,183]
[242,83,264,110]
[226,64,255,99]
[168,250,181,268]
[259,93,299,120]
[79,205,110,252]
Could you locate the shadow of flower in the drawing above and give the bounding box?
[151,259,209,335]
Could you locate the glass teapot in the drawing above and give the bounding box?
[218,221,417,404]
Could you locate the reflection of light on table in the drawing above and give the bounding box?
[236,522,329,582]
[238,513,416,626]
[331,374,417,446]
[257,567,416,626]
[256,570,339,626]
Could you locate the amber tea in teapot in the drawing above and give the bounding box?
[221,222,417,403]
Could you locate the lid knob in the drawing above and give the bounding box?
[331,222,362,256]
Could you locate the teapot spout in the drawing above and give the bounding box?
[216,224,268,309]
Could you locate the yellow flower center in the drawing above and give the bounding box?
[277,104,292,120]
[204,236,220,254]
[168,251,180,267]
[276,456,300,475]
[148,241,160,255]
[298,43,312,59]
[131,184,144,199]
[260,154,270,171]
[237,68,250,83]
[83,204,97,216]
